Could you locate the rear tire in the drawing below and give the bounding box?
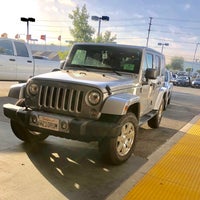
[99,113,138,165]
[148,99,164,128]
[10,99,48,143]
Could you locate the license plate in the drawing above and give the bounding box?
[38,116,59,131]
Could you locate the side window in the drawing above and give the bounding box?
[142,53,153,81]
[0,40,14,56]
[143,53,153,70]
[155,55,161,75]
[14,41,29,57]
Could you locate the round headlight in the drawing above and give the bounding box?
[88,90,101,105]
[28,83,39,95]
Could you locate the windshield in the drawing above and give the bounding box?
[64,44,142,74]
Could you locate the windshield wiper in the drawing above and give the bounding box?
[65,64,89,71]
[112,69,122,76]
[106,67,122,76]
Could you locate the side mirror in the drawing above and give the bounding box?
[145,68,157,80]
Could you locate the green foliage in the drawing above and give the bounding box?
[58,51,69,60]
[68,4,95,42]
[185,67,192,72]
[166,64,172,70]
[170,56,184,71]
[197,70,200,74]
[95,31,117,43]
[68,5,117,43]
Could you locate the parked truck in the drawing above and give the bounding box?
[0,38,60,82]
[3,43,167,165]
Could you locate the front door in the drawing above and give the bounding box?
[0,39,17,81]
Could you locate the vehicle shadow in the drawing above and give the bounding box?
[22,125,176,200]
[23,138,146,200]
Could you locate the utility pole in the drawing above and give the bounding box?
[192,42,200,73]
[193,43,199,62]
[146,17,152,47]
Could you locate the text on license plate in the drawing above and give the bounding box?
[38,116,59,131]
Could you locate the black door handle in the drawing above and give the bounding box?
[27,60,32,63]
[9,58,15,61]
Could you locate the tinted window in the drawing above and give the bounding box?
[14,41,29,57]
[144,53,153,70]
[0,40,14,55]
[155,55,161,75]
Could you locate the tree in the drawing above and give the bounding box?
[58,51,69,60]
[166,64,172,70]
[170,56,184,71]
[68,4,95,42]
[95,31,117,43]
[68,5,117,43]
[185,67,192,72]
[197,70,200,74]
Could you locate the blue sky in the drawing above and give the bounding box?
[1,0,200,63]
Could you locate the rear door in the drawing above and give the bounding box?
[150,53,165,106]
[14,41,34,81]
[0,39,17,80]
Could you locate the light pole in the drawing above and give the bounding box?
[91,16,109,37]
[158,42,169,53]
[21,17,35,43]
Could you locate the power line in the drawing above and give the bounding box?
[154,17,200,23]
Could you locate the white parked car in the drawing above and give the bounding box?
[0,38,60,82]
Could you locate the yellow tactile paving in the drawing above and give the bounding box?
[123,120,200,200]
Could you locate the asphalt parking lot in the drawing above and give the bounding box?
[0,82,200,200]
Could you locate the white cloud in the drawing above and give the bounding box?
[57,0,76,7]
[184,3,191,10]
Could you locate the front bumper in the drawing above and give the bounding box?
[192,84,200,88]
[3,103,121,142]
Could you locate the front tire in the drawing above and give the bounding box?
[10,99,48,143]
[99,113,138,165]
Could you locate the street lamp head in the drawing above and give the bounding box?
[102,16,109,21]
[158,42,169,46]
[91,15,109,21]
[21,17,27,22]
[28,17,35,22]
[91,16,99,21]
[20,17,35,22]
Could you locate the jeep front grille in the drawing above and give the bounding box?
[38,85,84,113]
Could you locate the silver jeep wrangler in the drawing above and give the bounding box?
[3,43,167,165]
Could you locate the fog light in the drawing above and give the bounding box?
[61,121,68,130]
[90,109,99,118]
[31,115,38,124]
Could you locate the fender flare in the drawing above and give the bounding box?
[8,83,26,99]
[101,93,140,115]
[154,87,167,110]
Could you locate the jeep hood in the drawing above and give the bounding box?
[32,70,139,92]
